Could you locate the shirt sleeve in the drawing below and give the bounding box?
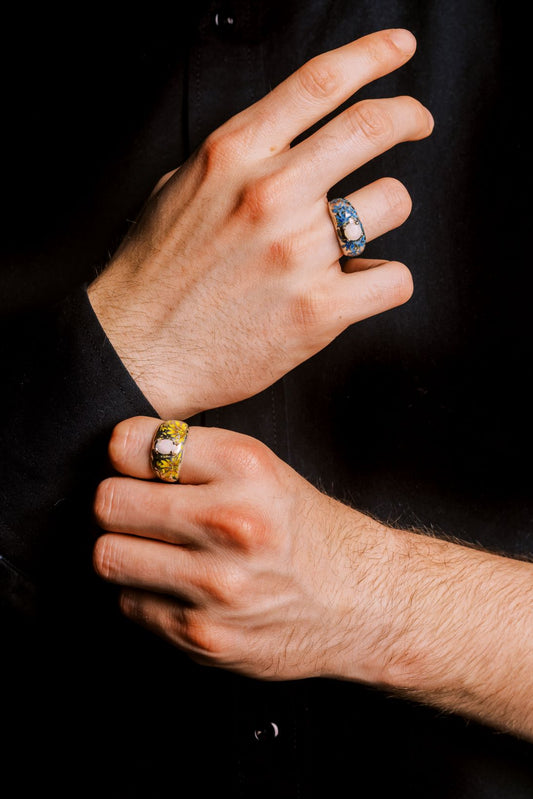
[0,283,158,623]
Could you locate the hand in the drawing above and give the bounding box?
[92,415,395,683]
[88,29,433,419]
[93,416,533,739]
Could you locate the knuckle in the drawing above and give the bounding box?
[119,590,142,621]
[297,55,342,102]
[204,502,271,551]
[391,264,414,304]
[401,95,434,137]
[375,264,414,307]
[93,478,120,531]
[224,434,272,478]
[200,126,242,173]
[140,486,175,528]
[237,171,287,223]
[265,236,294,269]
[228,505,270,551]
[365,29,415,64]
[202,564,249,606]
[236,182,267,224]
[107,420,136,471]
[290,287,331,334]
[161,605,186,645]
[347,100,394,145]
[184,616,228,657]
[93,535,121,581]
[364,32,397,65]
[118,591,131,617]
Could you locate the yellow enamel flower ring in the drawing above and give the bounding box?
[150,420,189,483]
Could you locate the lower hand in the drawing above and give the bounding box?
[92,417,533,740]
[92,415,396,683]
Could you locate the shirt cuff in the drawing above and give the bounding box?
[0,283,158,612]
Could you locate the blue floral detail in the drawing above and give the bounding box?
[328,198,366,257]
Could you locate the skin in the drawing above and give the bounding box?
[93,417,533,742]
[89,30,533,741]
[88,28,432,419]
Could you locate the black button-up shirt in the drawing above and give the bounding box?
[2,2,532,796]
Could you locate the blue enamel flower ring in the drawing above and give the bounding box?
[328,198,366,257]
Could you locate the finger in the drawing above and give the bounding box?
[325,177,412,264]
[119,589,185,644]
[119,590,212,661]
[235,29,417,154]
[93,532,215,606]
[108,416,215,483]
[282,177,411,272]
[349,177,411,242]
[107,416,265,486]
[288,95,433,198]
[93,475,212,546]
[262,175,410,275]
[329,260,414,328]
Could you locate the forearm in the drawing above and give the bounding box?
[342,518,533,740]
[91,417,533,742]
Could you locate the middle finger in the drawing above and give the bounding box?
[287,95,433,199]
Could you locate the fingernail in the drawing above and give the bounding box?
[389,28,417,55]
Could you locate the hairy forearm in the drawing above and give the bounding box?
[350,521,533,740]
[92,417,533,742]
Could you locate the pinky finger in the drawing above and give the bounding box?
[120,589,219,665]
[120,588,187,645]
[332,259,414,326]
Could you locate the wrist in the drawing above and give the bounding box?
[365,528,475,696]
[321,506,408,687]
[88,271,196,419]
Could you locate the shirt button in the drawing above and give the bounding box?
[253,722,279,741]
[214,11,235,30]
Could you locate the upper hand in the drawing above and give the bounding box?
[88,29,433,419]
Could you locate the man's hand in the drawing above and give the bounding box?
[93,417,387,682]
[88,29,433,419]
[93,417,533,742]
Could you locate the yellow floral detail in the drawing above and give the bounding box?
[150,420,189,482]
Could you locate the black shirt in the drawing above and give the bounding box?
[2,2,532,796]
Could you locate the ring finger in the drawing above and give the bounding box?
[328,176,411,262]
[293,176,411,270]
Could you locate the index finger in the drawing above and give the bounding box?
[230,28,417,155]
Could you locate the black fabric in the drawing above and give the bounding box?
[2,2,533,796]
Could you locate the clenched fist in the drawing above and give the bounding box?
[92,416,533,740]
[92,416,397,683]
